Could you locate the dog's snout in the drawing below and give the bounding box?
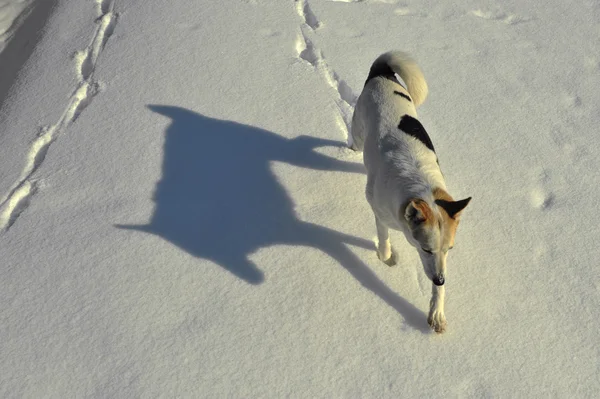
[433,274,445,286]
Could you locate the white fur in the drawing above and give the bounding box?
[370,51,429,107]
[428,285,446,332]
[351,51,449,333]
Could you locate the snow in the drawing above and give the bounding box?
[0,0,33,51]
[1,0,599,396]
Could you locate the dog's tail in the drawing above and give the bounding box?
[366,51,428,107]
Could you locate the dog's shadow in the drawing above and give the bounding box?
[118,105,429,333]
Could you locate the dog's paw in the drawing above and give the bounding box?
[377,249,397,266]
[427,310,447,333]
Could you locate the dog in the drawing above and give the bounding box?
[350,51,471,333]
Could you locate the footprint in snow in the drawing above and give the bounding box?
[530,171,555,211]
[470,9,531,25]
[296,0,321,30]
[394,8,427,17]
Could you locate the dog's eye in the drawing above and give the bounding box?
[422,248,433,254]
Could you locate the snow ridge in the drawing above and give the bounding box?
[0,1,118,232]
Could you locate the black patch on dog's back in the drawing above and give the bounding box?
[364,62,402,86]
[398,115,435,153]
[393,91,412,102]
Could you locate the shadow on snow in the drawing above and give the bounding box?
[118,105,429,333]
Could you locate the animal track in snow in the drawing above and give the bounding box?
[530,188,554,210]
[76,6,117,81]
[296,0,321,30]
[530,170,554,211]
[96,0,112,16]
[470,9,530,25]
[0,1,118,232]
[296,28,321,65]
[562,93,582,110]
[295,0,358,145]
[0,181,36,232]
[296,26,357,142]
[394,8,427,17]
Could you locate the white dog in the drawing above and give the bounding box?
[351,51,471,333]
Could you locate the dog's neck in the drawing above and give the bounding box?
[381,155,447,225]
[384,148,445,193]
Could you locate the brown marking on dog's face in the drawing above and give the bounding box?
[404,199,435,228]
[403,198,439,252]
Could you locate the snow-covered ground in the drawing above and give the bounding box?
[1,0,599,396]
[0,0,34,51]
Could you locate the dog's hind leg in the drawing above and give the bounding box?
[375,217,396,266]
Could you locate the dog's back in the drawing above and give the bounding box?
[350,51,428,153]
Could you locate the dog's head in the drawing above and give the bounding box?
[403,193,471,286]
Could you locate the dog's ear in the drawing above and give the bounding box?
[404,199,432,227]
[435,197,472,219]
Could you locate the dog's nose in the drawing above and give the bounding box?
[433,274,445,286]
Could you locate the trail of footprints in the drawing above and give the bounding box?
[295,0,357,144]
[294,0,427,144]
[0,0,118,232]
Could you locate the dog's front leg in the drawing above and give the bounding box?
[375,217,396,266]
[428,284,446,333]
